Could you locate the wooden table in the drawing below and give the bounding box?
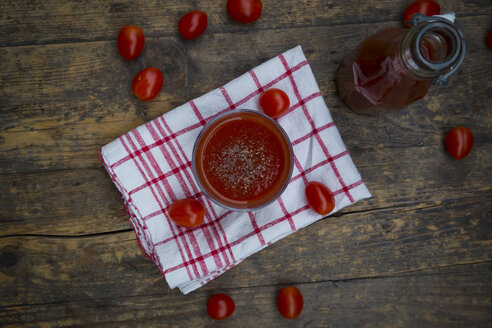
[1,0,491,326]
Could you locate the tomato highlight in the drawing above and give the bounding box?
[259,88,290,118]
[445,127,474,160]
[207,294,235,320]
[168,199,205,228]
[305,181,335,215]
[277,286,303,319]
[227,0,263,24]
[131,67,164,101]
[117,25,145,60]
[178,11,208,40]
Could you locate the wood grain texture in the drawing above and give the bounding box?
[1,143,491,237]
[1,196,491,308]
[1,16,490,174]
[1,263,491,327]
[1,0,489,46]
[1,0,491,326]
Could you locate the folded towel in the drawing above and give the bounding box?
[100,45,371,294]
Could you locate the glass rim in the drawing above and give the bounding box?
[192,109,294,212]
[414,21,461,69]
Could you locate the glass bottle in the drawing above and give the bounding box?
[336,14,466,115]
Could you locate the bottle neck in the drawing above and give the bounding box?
[399,15,465,84]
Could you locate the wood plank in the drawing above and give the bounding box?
[1,196,490,306]
[0,0,488,46]
[0,168,130,236]
[1,0,491,326]
[1,16,491,175]
[1,262,490,327]
[1,140,491,236]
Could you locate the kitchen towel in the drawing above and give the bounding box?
[100,45,371,294]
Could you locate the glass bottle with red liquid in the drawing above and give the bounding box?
[336,14,466,115]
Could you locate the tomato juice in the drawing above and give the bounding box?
[337,28,433,114]
[336,21,463,115]
[193,110,293,210]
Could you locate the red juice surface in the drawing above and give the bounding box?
[337,27,436,115]
[194,112,292,209]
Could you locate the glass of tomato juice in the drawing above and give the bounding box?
[192,110,294,211]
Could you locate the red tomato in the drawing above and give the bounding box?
[305,181,335,215]
[117,25,145,60]
[403,0,440,27]
[207,294,235,320]
[277,286,303,319]
[445,127,474,160]
[131,67,163,101]
[178,11,208,40]
[168,199,205,228]
[259,88,290,118]
[227,0,263,24]
[488,29,492,48]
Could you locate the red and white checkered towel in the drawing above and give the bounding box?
[100,45,371,294]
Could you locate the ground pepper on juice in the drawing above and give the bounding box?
[202,119,284,202]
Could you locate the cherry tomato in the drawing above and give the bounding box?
[131,67,164,101]
[305,181,335,215]
[277,286,303,319]
[168,199,205,228]
[178,11,208,40]
[259,88,290,118]
[117,25,145,60]
[403,0,440,27]
[487,29,492,48]
[227,0,263,24]
[445,127,474,160]
[207,294,235,320]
